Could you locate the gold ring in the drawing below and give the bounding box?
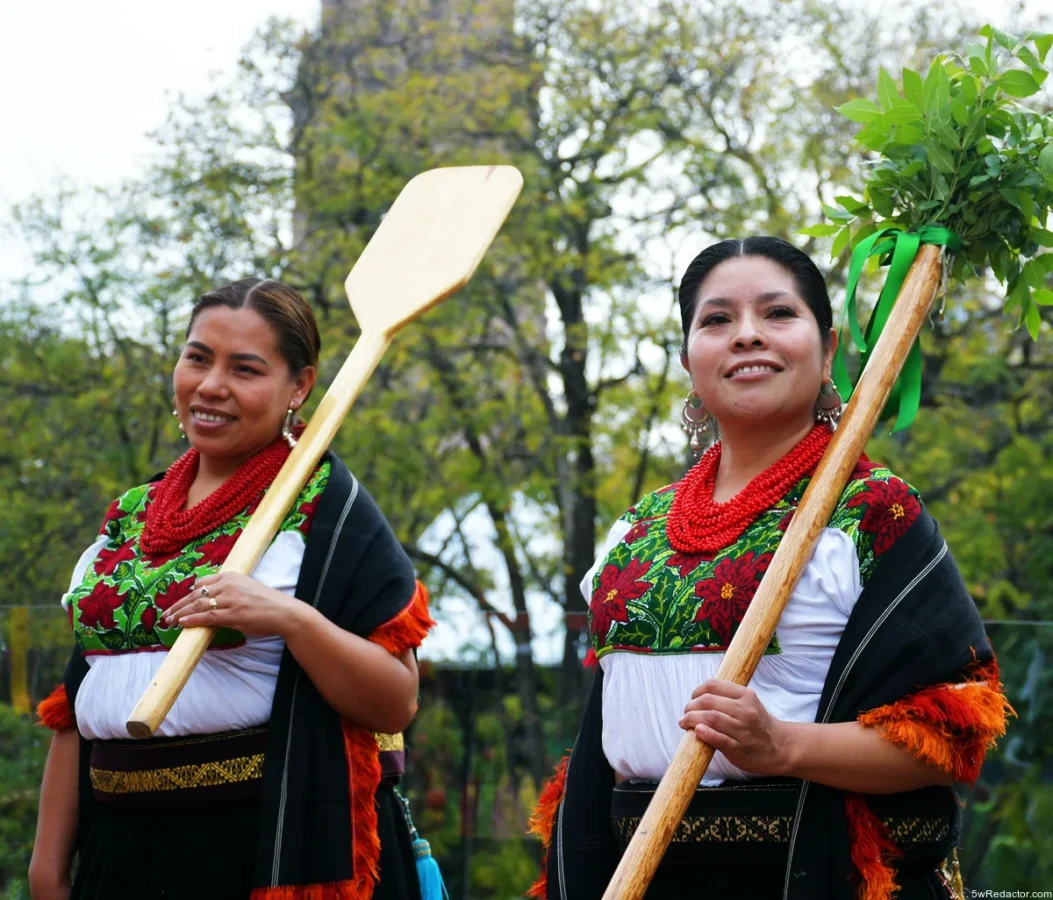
[208,597,218,611]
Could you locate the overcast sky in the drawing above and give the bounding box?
[0,0,320,280]
[0,0,317,205]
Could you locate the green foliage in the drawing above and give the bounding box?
[469,839,538,899]
[813,26,1053,338]
[0,706,49,894]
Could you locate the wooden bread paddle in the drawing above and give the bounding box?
[126,165,523,739]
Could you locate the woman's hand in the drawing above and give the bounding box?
[678,679,794,777]
[162,573,303,639]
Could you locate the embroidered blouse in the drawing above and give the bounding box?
[583,458,922,784]
[62,462,330,739]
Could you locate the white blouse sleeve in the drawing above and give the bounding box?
[60,535,108,615]
[578,518,634,604]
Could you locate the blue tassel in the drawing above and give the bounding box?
[413,837,448,900]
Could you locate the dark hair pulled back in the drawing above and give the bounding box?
[677,237,833,349]
[188,278,321,380]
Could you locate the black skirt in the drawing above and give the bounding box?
[71,784,421,900]
[608,781,958,900]
[631,864,955,900]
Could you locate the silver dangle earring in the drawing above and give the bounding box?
[816,380,843,427]
[172,408,186,441]
[282,407,298,449]
[680,390,711,457]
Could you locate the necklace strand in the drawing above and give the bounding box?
[140,436,293,556]
[666,425,833,555]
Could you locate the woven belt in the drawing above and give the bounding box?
[89,727,268,810]
[611,780,958,868]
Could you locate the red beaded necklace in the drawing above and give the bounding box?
[140,435,293,556]
[666,424,833,555]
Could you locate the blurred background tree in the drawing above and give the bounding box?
[1,0,1051,896]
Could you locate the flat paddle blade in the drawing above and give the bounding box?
[344,165,522,335]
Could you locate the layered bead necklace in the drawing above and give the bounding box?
[140,435,294,556]
[666,424,833,555]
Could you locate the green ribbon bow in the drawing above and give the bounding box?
[831,225,963,432]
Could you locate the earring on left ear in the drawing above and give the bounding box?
[172,408,186,441]
[282,407,298,449]
[816,380,843,428]
[681,390,711,457]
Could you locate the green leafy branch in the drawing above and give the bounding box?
[801,26,1053,339]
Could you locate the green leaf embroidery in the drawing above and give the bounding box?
[97,628,126,651]
[129,624,156,648]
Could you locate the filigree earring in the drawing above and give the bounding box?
[172,408,186,440]
[680,391,711,457]
[816,380,843,427]
[282,407,298,449]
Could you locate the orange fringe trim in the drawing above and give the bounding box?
[36,684,76,731]
[858,661,1013,784]
[846,793,901,900]
[368,581,435,657]
[527,755,570,900]
[343,722,383,899]
[249,723,383,900]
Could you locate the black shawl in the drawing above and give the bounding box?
[547,508,992,900]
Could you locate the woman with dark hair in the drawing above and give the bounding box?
[29,279,434,900]
[529,239,1009,899]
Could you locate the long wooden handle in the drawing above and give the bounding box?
[126,331,390,739]
[601,244,944,900]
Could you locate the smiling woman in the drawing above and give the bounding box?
[527,239,1010,900]
[30,278,437,900]
[173,280,319,492]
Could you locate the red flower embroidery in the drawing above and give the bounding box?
[693,552,772,646]
[93,541,136,576]
[194,532,239,567]
[141,607,158,632]
[77,581,125,631]
[296,496,321,535]
[591,558,653,642]
[667,551,706,578]
[777,509,795,532]
[143,546,182,565]
[153,576,196,613]
[847,477,921,556]
[98,498,122,534]
[622,520,654,546]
